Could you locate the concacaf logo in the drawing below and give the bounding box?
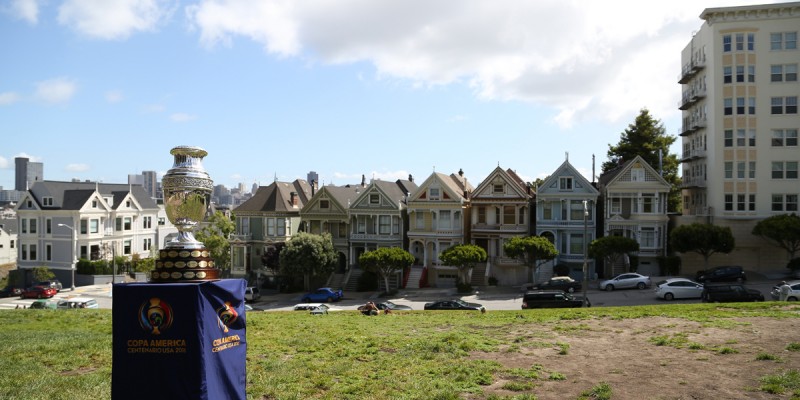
[216,301,239,333]
[138,298,174,335]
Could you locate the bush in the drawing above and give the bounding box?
[658,255,682,276]
[456,281,473,293]
[553,264,570,276]
[487,276,498,286]
[357,270,380,292]
[787,258,800,271]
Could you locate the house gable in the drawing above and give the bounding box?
[602,156,670,191]
[538,160,599,197]
[408,172,467,205]
[472,167,529,200]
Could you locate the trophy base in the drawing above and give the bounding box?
[150,247,220,283]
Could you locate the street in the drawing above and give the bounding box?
[0,279,782,311]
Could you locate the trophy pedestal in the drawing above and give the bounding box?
[151,247,219,283]
[111,279,247,400]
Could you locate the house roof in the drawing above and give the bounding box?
[26,180,158,210]
[234,179,313,213]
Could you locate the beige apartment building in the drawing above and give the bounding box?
[678,2,799,273]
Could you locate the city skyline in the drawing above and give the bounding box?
[0,0,782,190]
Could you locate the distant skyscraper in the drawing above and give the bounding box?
[251,182,259,194]
[128,174,144,186]
[15,157,43,191]
[307,171,319,185]
[142,171,158,199]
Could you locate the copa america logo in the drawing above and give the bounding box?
[138,298,174,335]
[216,302,239,333]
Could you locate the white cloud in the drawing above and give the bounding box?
[65,163,90,172]
[0,156,8,169]
[14,152,41,162]
[58,0,176,40]
[186,0,773,126]
[105,90,124,103]
[35,77,77,103]
[4,0,40,24]
[0,92,20,105]
[170,113,197,122]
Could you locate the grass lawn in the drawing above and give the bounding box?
[1,303,799,399]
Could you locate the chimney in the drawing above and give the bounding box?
[458,168,463,177]
[290,192,298,207]
[408,174,413,182]
[311,180,317,196]
[361,174,366,187]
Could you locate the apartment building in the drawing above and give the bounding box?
[677,2,800,272]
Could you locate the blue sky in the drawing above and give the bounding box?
[0,0,778,191]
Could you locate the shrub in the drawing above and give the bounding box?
[788,258,800,272]
[553,264,570,276]
[456,281,473,293]
[357,270,380,292]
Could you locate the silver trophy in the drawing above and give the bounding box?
[153,145,218,282]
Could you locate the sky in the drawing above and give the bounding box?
[0,0,782,192]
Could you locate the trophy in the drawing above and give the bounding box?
[151,146,219,283]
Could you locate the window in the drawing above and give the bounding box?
[428,188,440,201]
[158,217,166,226]
[92,200,97,208]
[369,194,380,204]
[493,184,504,194]
[379,215,391,234]
[46,244,52,261]
[725,194,733,211]
[29,244,37,261]
[519,207,525,225]
[611,198,621,214]
[773,162,799,179]
[631,168,645,182]
[640,227,655,248]
[724,98,733,115]
[642,195,655,213]
[748,33,755,51]
[142,216,152,229]
[477,206,486,223]
[393,216,400,234]
[570,201,584,220]
[29,219,36,234]
[725,162,733,179]
[771,64,797,82]
[265,218,273,236]
[771,32,797,50]
[320,200,329,209]
[773,194,800,211]
[789,195,799,211]
[737,162,746,179]
[723,34,732,52]
[42,197,53,206]
[736,66,744,83]
[439,210,452,229]
[773,96,798,114]
[736,97,745,114]
[21,244,27,260]
[46,219,51,234]
[80,219,88,234]
[503,206,515,225]
[772,162,784,179]
[789,162,799,179]
[772,65,784,82]
[772,129,799,146]
[123,217,131,230]
[749,161,756,179]
[748,65,755,82]
[724,130,733,147]
[542,202,552,220]
[239,217,249,235]
[277,218,286,236]
[737,194,746,211]
[416,212,424,229]
[748,97,756,115]
[749,194,756,211]
[723,66,732,83]
[735,33,744,51]
[143,238,152,251]
[90,219,99,234]
[357,215,366,234]
[123,240,131,255]
[495,207,500,223]
[115,217,122,231]
[559,177,573,190]
[569,234,584,255]
[748,129,756,146]
[737,129,746,146]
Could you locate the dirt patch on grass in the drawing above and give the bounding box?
[470,317,800,399]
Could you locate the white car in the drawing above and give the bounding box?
[599,273,651,291]
[245,287,261,302]
[294,303,344,314]
[770,280,800,301]
[654,278,704,300]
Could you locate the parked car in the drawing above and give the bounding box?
[298,303,343,315]
[29,299,58,309]
[375,301,412,311]
[36,280,63,292]
[244,286,261,302]
[695,266,746,283]
[599,273,651,291]
[701,284,764,302]
[301,287,343,303]
[20,286,57,299]
[423,299,485,312]
[244,304,264,312]
[529,276,582,293]
[521,290,589,309]
[57,297,99,309]
[0,286,23,298]
[770,280,800,301]
[654,278,704,300]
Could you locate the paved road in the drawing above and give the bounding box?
[0,279,784,311]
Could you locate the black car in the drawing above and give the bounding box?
[375,301,412,311]
[521,291,590,309]
[0,286,23,298]
[701,284,764,302]
[695,266,746,283]
[423,299,485,312]
[529,276,582,293]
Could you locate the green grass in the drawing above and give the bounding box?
[760,369,800,395]
[578,382,612,400]
[0,302,798,399]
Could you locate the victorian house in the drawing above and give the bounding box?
[14,180,168,288]
[535,159,599,282]
[469,166,533,286]
[407,169,472,288]
[597,156,671,277]
[230,179,312,284]
[346,177,417,290]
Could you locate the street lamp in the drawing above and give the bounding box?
[582,200,589,307]
[58,223,77,291]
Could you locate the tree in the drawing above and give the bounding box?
[359,247,415,293]
[279,232,338,291]
[32,266,55,282]
[588,236,640,273]
[752,213,800,261]
[503,236,558,284]
[438,244,488,287]
[670,223,735,268]
[195,211,235,271]
[603,108,681,212]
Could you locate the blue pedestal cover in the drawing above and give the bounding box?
[112,279,246,400]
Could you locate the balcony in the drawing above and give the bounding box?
[677,56,707,84]
[679,116,707,136]
[230,234,251,242]
[680,148,707,162]
[680,177,707,188]
[677,86,707,110]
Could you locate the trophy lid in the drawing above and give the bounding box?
[167,146,210,177]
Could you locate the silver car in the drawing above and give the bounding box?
[654,278,704,300]
[599,273,651,291]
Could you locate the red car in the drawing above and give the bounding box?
[20,286,57,299]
